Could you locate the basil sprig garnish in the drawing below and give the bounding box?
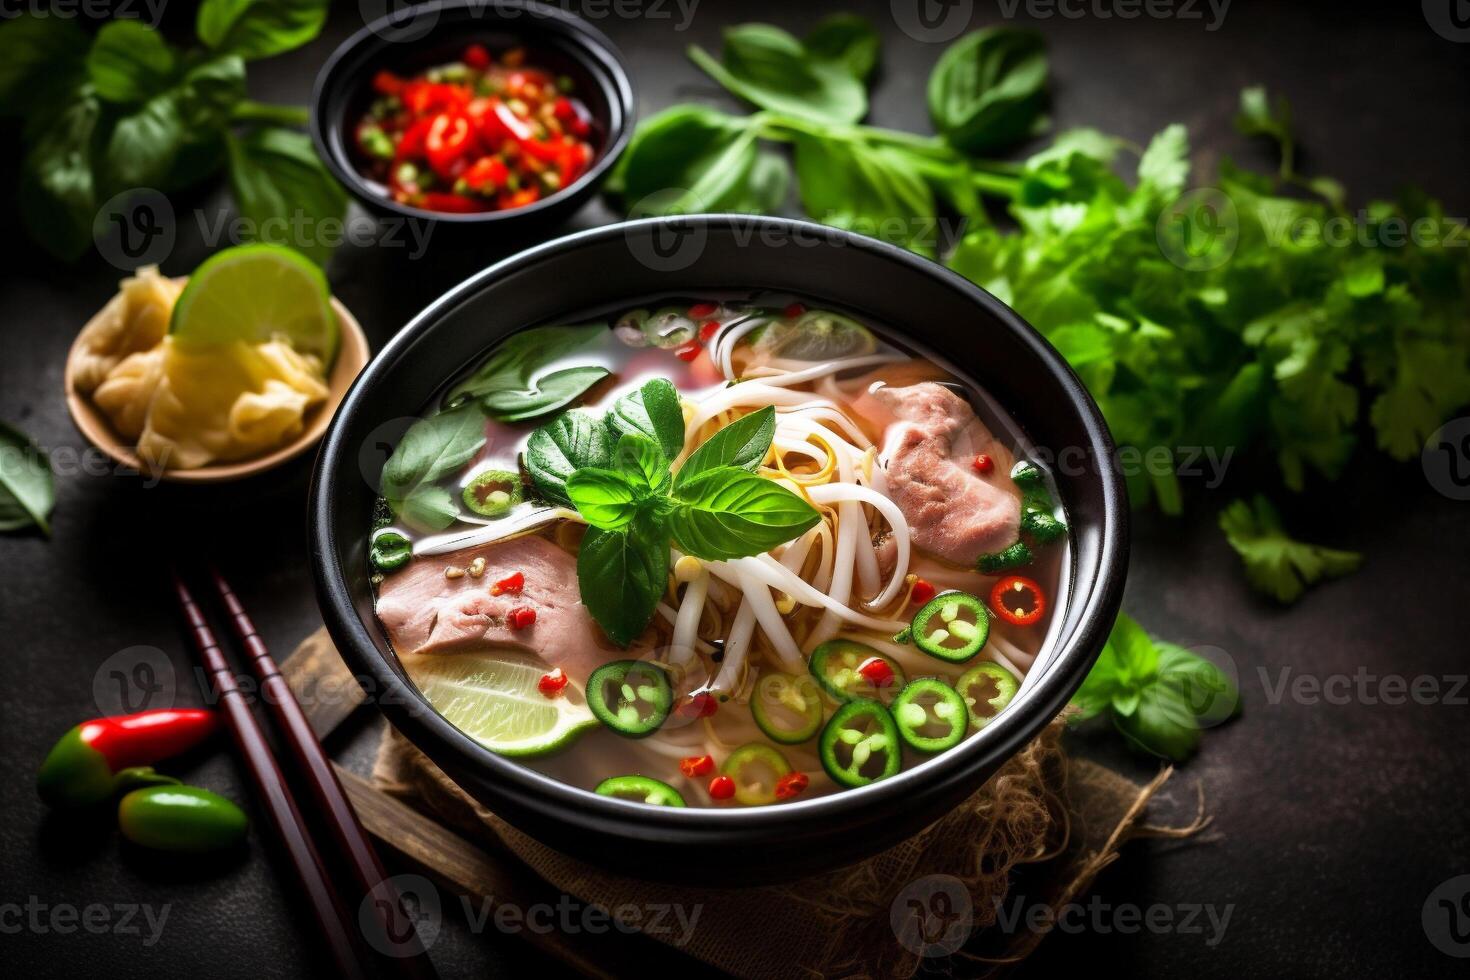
[529,384,819,646]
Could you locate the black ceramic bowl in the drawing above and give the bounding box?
[310,216,1129,884]
[310,0,634,230]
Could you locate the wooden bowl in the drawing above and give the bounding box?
[64,282,370,484]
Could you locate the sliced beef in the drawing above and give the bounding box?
[871,382,1021,566]
[375,534,621,682]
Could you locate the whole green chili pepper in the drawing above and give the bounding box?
[117,785,249,853]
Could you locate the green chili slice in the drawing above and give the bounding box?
[586,660,672,738]
[594,775,686,807]
[956,663,1020,729]
[910,592,990,663]
[462,469,524,518]
[808,640,905,704]
[819,699,901,789]
[751,672,824,744]
[370,530,412,571]
[721,743,793,806]
[891,678,968,753]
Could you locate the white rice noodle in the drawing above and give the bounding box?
[413,507,581,556]
[655,602,715,655]
[987,631,1036,673]
[805,483,911,611]
[669,565,710,667]
[771,437,830,470]
[716,556,906,635]
[740,353,905,389]
[740,572,805,673]
[714,316,770,380]
[711,599,758,695]
[777,405,872,450]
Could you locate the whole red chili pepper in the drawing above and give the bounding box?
[37,709,218,809]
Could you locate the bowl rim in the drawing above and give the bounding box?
[64,284,370,485]
[311,214,1129,831]
[308,0,636,225]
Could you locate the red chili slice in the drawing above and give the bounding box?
[708,775,736,800]
[419,192,481,213]
[676,693,718,719]
[857,656,895,689]
[372,70,404,96]
[674,341,701,362]
[537,668,567,698]
[507,606,537,630]
[463,43,491,69]
[774,771,809,800]
[989,576,1046,627]
[972,454,994,474]
[425,112,474,178]
[491,571,524,596]
[910,578,936,606]
[688,302,719,319]
[698,320,721,342]
[679,755,715,778]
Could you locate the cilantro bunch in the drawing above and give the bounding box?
[0,2,345,264]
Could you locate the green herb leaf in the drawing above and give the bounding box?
[224,126,347,267]
[612,433,672,498]
[87,20,178,103]
[0,421,55,535]
[396,485,460,533]
[0,15,89,119]
[1071,613,1239,761]
[675,405,775,488]
[443,323,607,416]
[525,410,613,507]
[1219,495,1361,603]
[197,0,329,61]
[688,24,867,125]
[927,27,1049,155]
[613,105,786,215]
[19,86,100,261]
[793,133,938,255]
[576,513,670,647]
[566,468,641,531]
[607,378,685,460]
[668,467,820,561]
[381,407,485,520]
[803,14,880,82]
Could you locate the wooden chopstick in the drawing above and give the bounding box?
[172,572,368,980]
[208,567,439,979]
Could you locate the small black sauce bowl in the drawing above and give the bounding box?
[310,216,1130,885]
[309,0,634,231]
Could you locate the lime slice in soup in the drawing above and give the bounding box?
[170,244,338,362]
[407,652,596,757]
[752,309,875,361]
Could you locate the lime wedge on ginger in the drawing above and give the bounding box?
[169,244,338,362]
[407,652,597,757]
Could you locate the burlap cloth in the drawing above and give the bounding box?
[371,693,1203,977]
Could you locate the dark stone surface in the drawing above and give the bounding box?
[2,2,1466,977]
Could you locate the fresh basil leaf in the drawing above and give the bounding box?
[607,379,685,460]
[88,21,177,103]
[615,105,783,215]
[224,126,346,266]
[525,410,612,506]
[688,24,867,125]
[397,485,460,533]
[174,56,248,131]
[381,406,485,512]
[804,14,880,82]
[1113,682,1202,762]
[668,467,820,561]
[20,86,100,261]
[566,468,640,531]
[928,28,1049,155]
[1106,612,1160,682]
[792,133,938,255]
[197,0,329,61]
[443,323,606,412]
[612,432,672,498]
[675,405,774,488]
[479,365,610,423]
[0,15,88,119]
[0,421,55,535]
[577,513,670,647]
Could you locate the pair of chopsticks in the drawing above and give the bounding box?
[173,567,438,980]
